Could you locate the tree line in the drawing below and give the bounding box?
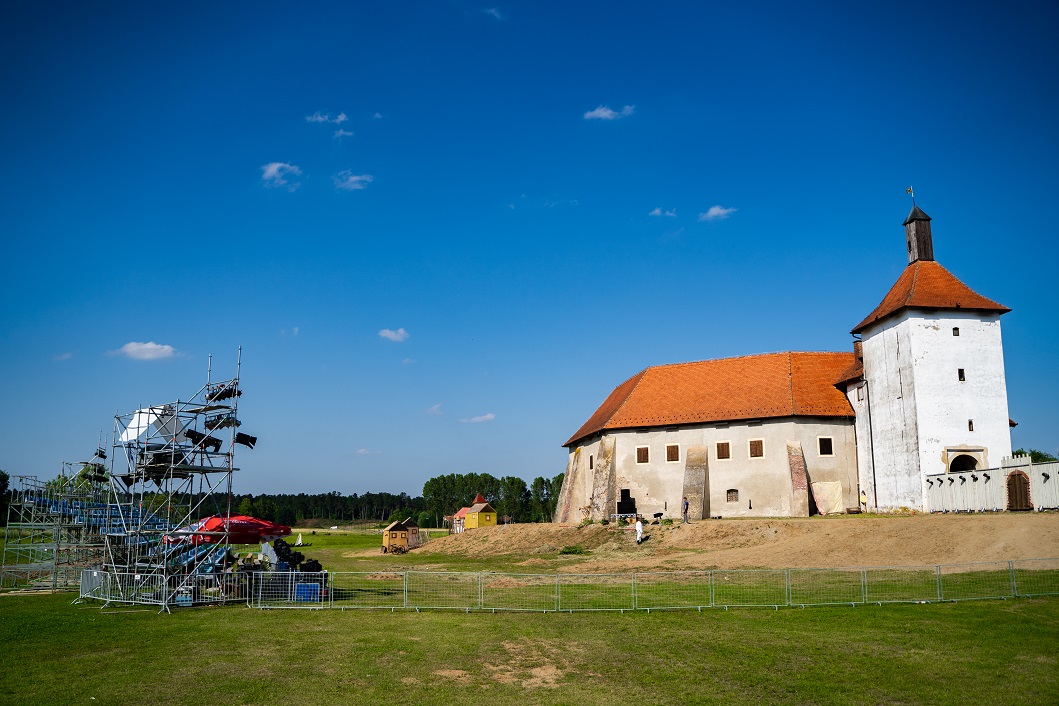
[422,472,565,524]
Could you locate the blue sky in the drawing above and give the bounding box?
[2,1,1057,495]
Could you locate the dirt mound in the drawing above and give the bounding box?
[419,513,1059,571]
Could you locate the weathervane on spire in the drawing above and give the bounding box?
[906,186,916,206]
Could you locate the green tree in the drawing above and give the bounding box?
[1014,448,1059,464]
[0,469,9,526]
[236,496,254,516]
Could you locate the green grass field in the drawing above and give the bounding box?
[1,592,1056,705]
[2,529,1058,705]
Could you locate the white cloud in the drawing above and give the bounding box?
[306,111,348,124]
[261,162,302,190]
[373,112,383,119]
[334,170,374,191]
[698,205,737,221]
[426,403,443,416]
[293,326,299,335]
[483,7,504,20]
[402,357,415,365]
[584,104,635,120]
[460,413,496,423]
[649,207,677,217]
[356,448,380,455]
[54,352,72,361]
[333,129,354,138]
[378,327,409,342]
[110,341,178,360]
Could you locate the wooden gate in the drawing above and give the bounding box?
[1006,471,1032,511]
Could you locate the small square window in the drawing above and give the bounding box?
[953,327,960,336]
[666,444,679,462]
[636,446,649,464]
[716,442,731,460]
[726,489,739,503]
[749,439,764,458]
[968,419,974,432]
[589,454,594,470]
[818,437,834,456]
[958,368,965,381]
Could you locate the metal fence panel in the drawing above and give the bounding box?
[331,572,406,609]
[558,573,633,611]
[712,569,787,607]
[481,573,557,611]
[634,571,712,609]
[864,566,939,603]
[252,571,328,608]
[1012,558,1059,597]
[939,562,1013,601]
[110,572,168,605]
[789,568,863,606]
[407,571,480,609]
[78,569,109,600]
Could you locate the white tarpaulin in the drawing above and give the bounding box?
[811,481,844,515]
[119,405,186,443]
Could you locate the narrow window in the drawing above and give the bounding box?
[968,419,974,432]
[818,437,834,456]
[749,439,764,458]
[589,454,594,470]
[716,442,731,460]
[953,327,960,336]
[636,446,649,464]
[958,368,965,381]
[726,489,739,503]
[856,385,865,401]
[666,444,679,462]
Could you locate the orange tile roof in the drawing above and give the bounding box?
[564,352,855,447]
[852,260,1009,334]
[833,358,864,386]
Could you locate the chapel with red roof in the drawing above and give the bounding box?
[554,203,1014,522]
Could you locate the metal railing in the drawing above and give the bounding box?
[232,558,1059,611]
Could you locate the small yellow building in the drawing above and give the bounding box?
[463,493,496,529]
[381,519,410,553]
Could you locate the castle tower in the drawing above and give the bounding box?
[848,204,1012,511]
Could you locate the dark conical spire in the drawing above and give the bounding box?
[904,204,934,264]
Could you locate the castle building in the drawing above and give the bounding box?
[554,204,1014,522]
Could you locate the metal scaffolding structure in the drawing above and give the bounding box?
[1,456,110,591]
[100,352,254,609]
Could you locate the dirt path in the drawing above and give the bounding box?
[417,513,1059,571]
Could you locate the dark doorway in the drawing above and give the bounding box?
[616,488,637,515]
[949,454,978,473]
[1006,472,1032,511]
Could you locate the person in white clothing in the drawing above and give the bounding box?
[635,518,643,545]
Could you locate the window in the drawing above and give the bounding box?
[391,532,397,538]
[666,444,679,462]
[856,385,865,401]
[953,327,960,336]
[726,489,739,503]
[968,419,974,432]
[716,442,731,460]
[589,454,594,470]
[818,437,834,456]
[749,439,764,458]
[400,532,406,538]
[636,446,649,464]
[958,368,965,381]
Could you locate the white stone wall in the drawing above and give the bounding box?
[860,310,1011,511]
[563,417,856,520]
[845,381,874,508]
